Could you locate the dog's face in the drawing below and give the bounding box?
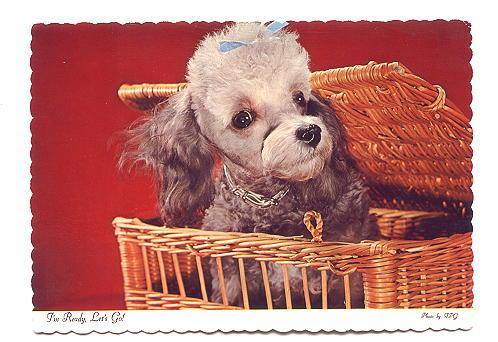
[187,23,336,182]
[123,23,348,224]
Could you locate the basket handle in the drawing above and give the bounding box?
[303,210,323,242]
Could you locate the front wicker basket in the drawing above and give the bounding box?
[115,61,473,309]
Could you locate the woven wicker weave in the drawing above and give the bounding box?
[115,61,473,309]
[113,216,473,309]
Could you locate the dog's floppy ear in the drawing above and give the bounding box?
[121,90,214,226]
[308,91,352,174]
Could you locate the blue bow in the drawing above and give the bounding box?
[219,21,289,53]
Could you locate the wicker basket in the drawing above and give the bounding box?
[115,61,473,309]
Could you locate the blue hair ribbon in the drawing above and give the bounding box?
[219,21,289,53]
[219,41,249,52]
[265,21,288,33]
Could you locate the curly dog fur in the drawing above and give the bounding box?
[121,22,379,308]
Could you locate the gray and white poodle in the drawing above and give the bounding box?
[122,22,378,308]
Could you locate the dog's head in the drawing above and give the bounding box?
[122,23,349,225]
[187,22,339,181]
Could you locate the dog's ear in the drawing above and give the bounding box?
[308,92,352,174]
[120,91,214,227]
[306,92,372,230]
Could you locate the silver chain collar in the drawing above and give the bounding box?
[223,165,289,209]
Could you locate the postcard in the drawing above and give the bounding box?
[31,20,473,333]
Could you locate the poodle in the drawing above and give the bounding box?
[121,22,379,308]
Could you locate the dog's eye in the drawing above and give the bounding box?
[232,110,254,129]
[293,91,306,107]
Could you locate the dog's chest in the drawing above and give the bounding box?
[202,182,337,239]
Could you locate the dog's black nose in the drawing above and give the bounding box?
[296,124,321,148]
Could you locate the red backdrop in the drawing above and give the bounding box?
[31,21,472,310]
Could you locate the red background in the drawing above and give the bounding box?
[31,21,472,310]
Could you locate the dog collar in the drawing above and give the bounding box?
[223,165,289,209]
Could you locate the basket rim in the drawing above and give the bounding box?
[112,216,472,258]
